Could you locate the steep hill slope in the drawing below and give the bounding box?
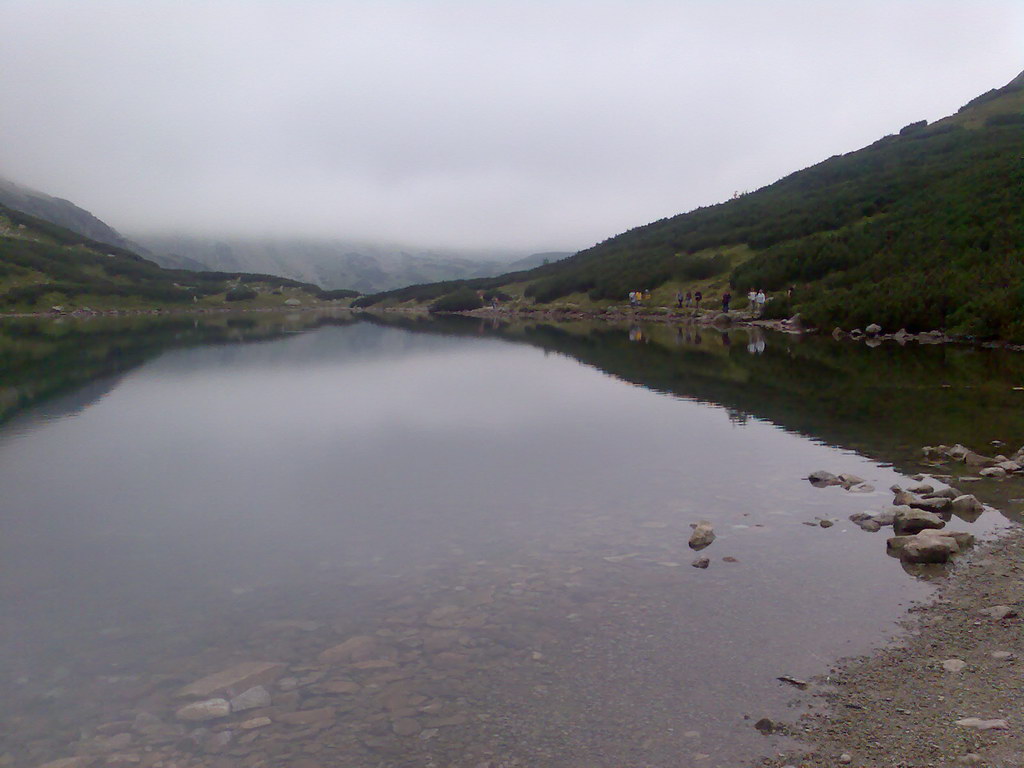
[357,71,1024,340]
[0,205,352,311]
[0,176,143,255]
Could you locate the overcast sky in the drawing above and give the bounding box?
[1,1,1021,252]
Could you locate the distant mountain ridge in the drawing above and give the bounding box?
[134,234,570,293]
[0,175,571,293]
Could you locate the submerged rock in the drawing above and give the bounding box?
[175,699,231,722]
[229,685,271,712]
[175,662,285,700]
[318,635,377,664]
[691,556,710,569]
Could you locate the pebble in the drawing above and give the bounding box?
[979,605,1018,619]
[941,658,967,673]
[990,650,1013,660]
[839,754,852,764]
[691,557,710,569]
[955,717,1009,730]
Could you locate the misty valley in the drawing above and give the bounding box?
[2,312,1023,768]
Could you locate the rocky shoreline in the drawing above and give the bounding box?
[442,305,1024,352]
[754,524,1023,768]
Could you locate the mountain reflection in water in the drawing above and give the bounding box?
[0,312,1021,768]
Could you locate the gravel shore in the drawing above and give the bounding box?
[756,526,1023,768]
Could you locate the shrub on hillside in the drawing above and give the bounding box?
[428,288,482,313]
[225,286,258,302]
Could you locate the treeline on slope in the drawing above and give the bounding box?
[731,122,1024,339]
[0,205,359,308]
[522,118,1021,311]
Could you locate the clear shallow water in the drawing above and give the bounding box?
[0,315,1020,768]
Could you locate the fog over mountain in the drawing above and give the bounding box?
[1,1,1021,254]
[136,233,569,292]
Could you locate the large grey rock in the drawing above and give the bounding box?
[964,451,996,468]
[893,508,945,535]
[901,536,958,564]
[229,685,271,713]
[175,699,231,722]
[893,489,951,513]
[688,521,716,551]
[950,494,984,518]
[865,323,882,335]
[979,466,1006,478]
[918,528,975,550]
[873,506,906,526]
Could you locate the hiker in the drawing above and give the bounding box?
[748,289,757,316]
[755,289,766,316]
[694,290,702,312]
[722,291,731,313]
[684,291,692,308]
[676,291,684,309]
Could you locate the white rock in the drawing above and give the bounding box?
[941,658,966,673]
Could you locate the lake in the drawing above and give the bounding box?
[1,312,1022,768]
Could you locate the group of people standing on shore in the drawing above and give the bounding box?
[657,288,767,316]
[673,290,703,310]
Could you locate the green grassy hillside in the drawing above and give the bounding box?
[355,71,1024,340]
[0,204,358,311]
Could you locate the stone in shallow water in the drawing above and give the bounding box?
[229,685,271,712]
[688,521,715,550]
[691,557,710,569]
[175,699,231,722]
[317,635,377,664]
[174,662,286,699]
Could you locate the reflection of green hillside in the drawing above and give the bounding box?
[364,314,1024,476]
[0,312,356,424]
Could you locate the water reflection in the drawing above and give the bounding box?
[0,314,1021,768]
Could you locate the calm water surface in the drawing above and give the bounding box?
[1,314,1021,768]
